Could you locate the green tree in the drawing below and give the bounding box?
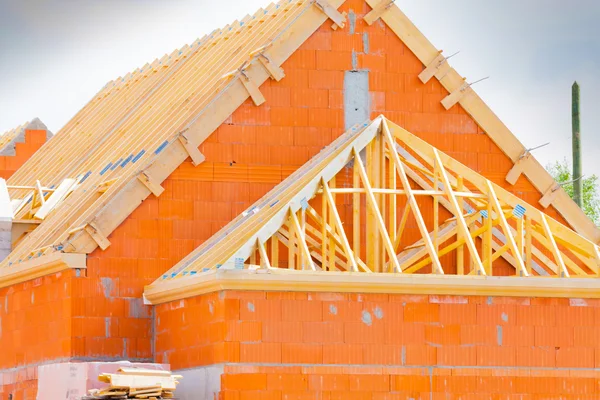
[546,158,600,225]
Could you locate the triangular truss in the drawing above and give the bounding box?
[150,116,600,291]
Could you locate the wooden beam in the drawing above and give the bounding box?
[364,0,394,25]
[353,148,401,273]
[505,152,531,185]
[486,181,528,276]
[257,239,272,269]
[433,149,486,275]
[539,184,561,208]
[314,0,346,29]
[240,74,266,106]
[84,222,110,250]
[178,133,205,166]
[539,213,569,277]
[419,52,452,84]
[382,120,443,274]
[137,171,165,197]
[323,179,358,272]
[441,82,474,110]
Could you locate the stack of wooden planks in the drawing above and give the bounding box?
[83,367,182,399]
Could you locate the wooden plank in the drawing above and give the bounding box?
[486,181,528,277]
[539,184,561,208]
[433,149,486,275]
[353,148,401,273]
[323,179,358,272]
[539,213,569,277]
[382,120,443,274]
[257,239,272,269]
[84,222,110,250]
[178,134,205,166]
[314,0,346,29]
[364,0,394,25]
[34,179,77,220]
[419,52,451,84]
[240,75,266,106]
[505,152,531,185]
[137,172,165,197]
[441,83,473,110]
[290,210,315,271]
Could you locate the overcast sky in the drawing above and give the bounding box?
[1,0,599,176]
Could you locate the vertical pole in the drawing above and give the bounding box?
[572,81,582,207]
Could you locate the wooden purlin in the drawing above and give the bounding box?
[145,116,600,305]
[364,0,600,244]
[3,0,344,269]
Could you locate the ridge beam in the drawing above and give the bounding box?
[137,171,165,197]
[442,82,474,110]
[178,133,205,166]
[84,222,110,250]
[314,0,346,30]
[419,52,452,84]
[364,0,394,25]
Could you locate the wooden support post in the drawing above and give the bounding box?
[178,133,205,166]
[382,120,443,274]
[35,180,45,205]
[484,197,493,275]
[257,239,271,269]
[393,203,410,250]
[84,222,110,250]
[271,235,279,268]
[539,213,569,277]
[321,187,328,270]
[525,215,532,274]
[364,0,394,25]
[314,0,346,30]
[433,160,439,253]
[433,149,486,275]
[419,52,452,84]
[137,171,165,197]
[290,209,316,271]
[354,148,402,273]
[456,176,464,275]
[441,82,474,110]
[323,179,358,271]
[329,176,337,270]
[505,152,531,185]
[388,149,397,248]
[486,181,528,277]
[288,211,296,270]
[516,216,524,259]
[353,160,361,262]
[240,73,266,106]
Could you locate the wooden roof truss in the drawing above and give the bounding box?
[145,116,600,303]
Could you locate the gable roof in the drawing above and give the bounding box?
[0,0,597,288]
[0,0,346,285]
[144,116,600,304]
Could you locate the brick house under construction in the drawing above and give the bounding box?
[2,0,600,399]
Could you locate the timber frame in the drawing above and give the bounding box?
[3,0,599,291]
[145,117,600,305]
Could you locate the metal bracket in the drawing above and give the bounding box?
[364,0,395,25]
[314,0,346,30]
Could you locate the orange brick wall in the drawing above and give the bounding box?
[70,0,572,377]
[0,271,75,400]
[155,290,600,398]
[0,1,580,397]
[0,129,49,179]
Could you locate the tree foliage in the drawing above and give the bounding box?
[546,158,600,225]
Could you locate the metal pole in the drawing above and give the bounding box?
[572,81,582,207]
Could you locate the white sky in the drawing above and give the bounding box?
[0,0,599,176]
